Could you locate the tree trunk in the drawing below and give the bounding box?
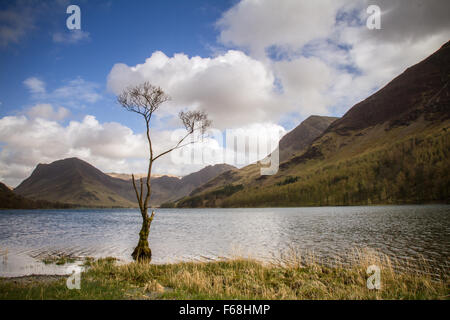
[132,209,154,262]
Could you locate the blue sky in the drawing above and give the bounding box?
[0,0,235,129]
[0,0,448,185]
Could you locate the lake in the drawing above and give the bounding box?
[0,205,449,277]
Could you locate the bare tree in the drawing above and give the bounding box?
[118,82,211,262]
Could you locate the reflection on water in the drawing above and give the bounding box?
[0,205,449,277]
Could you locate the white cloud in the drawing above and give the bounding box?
[217,0,348,58]
[0,113,284,187]
[107,50,283,129]
[355,0,450,44]
[0,114,147,186]
[52,30,90,44]
[24,77,46,94]
[274,56,334,117]
[215,0,450,117]
[26,104,70,121]
[51,78,102,104]
[106,1,450,133]
[24,77,102,107]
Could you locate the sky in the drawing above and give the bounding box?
[0,0,449,187]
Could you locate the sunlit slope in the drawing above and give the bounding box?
[188,115,338,197]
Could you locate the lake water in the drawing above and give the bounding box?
[0,205,449,277]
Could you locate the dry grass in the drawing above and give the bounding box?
[1,249,448,300]
[83,248,449,300]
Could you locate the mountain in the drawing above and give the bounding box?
[279,116,338,162]
[106,173,180,180]
[104,164,236,206]
[183,115,339,199]
[14,158,235,208]
[181,164,236,190]
[0,182,74,209]
[177,41,450,207]
[152,164,236,205]
[327,41,450,135]
[14,158,137,207]
[106,173,149,180]
[2,183,13,190]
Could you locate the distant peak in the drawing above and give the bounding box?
[305,115,322,119]
[62,157,83,162]
[37,157,84,166]
[304,115,338,121]
[54,157,92,166]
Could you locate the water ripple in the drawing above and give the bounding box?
[0,205,449,277]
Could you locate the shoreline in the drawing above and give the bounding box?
[1,202,449,211]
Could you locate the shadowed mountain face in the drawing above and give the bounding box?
[14,158,235,207]
[149,163,236,204]
[0,182,74,209]
[280,41,450,169]
[14,158,137,207]
[0,182,27,209]
[328,41,450,135]
[177,41,450,208]
[279,116,338,162]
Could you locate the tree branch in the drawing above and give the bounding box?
[118,83,210,216]
[132,174,142,211]
[152,110,211,162]
[152,132,191,162]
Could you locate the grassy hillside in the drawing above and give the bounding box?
[222,124,449,207]
[177,123,449,207]
[186,115,339,198]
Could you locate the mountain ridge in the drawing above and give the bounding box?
[14,158,236,207]
[327,41,450,135]
[279,115,338,162]
[185,115,339,198]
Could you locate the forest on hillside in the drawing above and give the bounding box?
[177,126,449,208]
